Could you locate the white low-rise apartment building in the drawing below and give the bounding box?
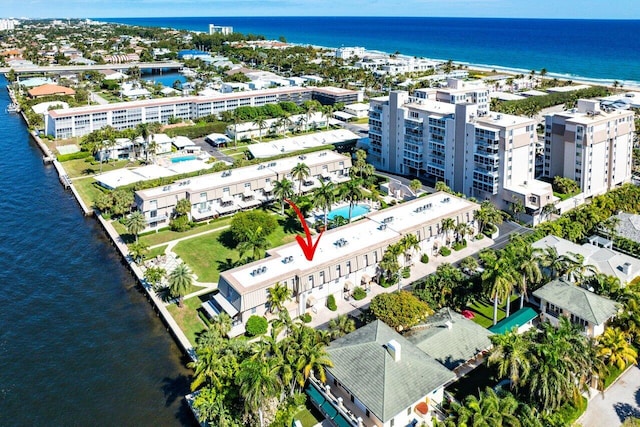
[213,192,478,329]
[369,83,554,220]
[134,150,352,229]
[543,99,635,198]
[45,86,359,139]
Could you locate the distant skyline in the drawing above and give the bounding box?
[4,0,640,20]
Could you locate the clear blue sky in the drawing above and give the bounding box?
[5,0,640,19]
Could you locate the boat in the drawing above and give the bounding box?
[6,103,20,113]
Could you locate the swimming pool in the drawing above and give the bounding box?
[326,204,370,221]
[171,155,197,163]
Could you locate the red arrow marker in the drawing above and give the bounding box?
[285,198,323,261]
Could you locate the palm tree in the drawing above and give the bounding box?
[339,179,364,223]
[312,180,336,230]
[460,256,479,275]
[409,178,422,195]
[124,211,147,242]
[435,181,452,193]
[237,226,268,261]
[273,178,294,215]
[444,388,521,427]
[475,200,503,235]
[488,330,532,388]
[236,357,282,427]
[455,222,472,244]
[127,241,149,263]
[303,101,318,131]
[440,217,456,246]
[322,105,334,129]
[398,233,420,269]
[597,327,638,370]
[328,314,355,340]
[267,282,291,314]
[291,162,310,196]
[253,115,267,141]
[295,339,333,386]
[481,253,517,324]
[378,244,402,284]
[167,263,193,307]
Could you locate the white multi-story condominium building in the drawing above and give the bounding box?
[335,46,365,60]
[46,87,313,139]
[369,84,555,219]
[134,150,352,229]
[544,99,635,198]
[0,19,17,31]
[209,24,233,35]
[45,86,359,139]
[413,78,490,115]
[213,192,478,332]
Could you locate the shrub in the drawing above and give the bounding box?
[483,224,497,237]
[300,312,312,323]
[246,315,268,336]
[379,276,394,288]
[327,294,337,311]
[452,239,467,251]
[353,286,367,300]
[439,247,452,257]
[169,215,193,232]
[402,267,411,278]
[420,253,429,264]
[475,234,484,240]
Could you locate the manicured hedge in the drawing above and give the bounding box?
[246,315,268,336]
[353,286,367,300]
[327,294,337,311]
[439,247,451,257]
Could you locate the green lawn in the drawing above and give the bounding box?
[293,408,321,427]
[139,217,233,247]
[173,217,301,283]
[73,177,106,208]
[146,244,167,260]
[62,157,135,178]
[467,296,519,329]
[167,297,207,346]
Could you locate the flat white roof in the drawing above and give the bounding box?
[173,135,196,149]
[490,91,526,101]
[224,192,477,294]
[247,129,359,158]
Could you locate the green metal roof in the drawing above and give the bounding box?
[533,279,619,325]
[405,308,494,370]
[326,320,455,423]
[488,307,538,335]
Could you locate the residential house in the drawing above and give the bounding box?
[533,279,620,337]
[28,84,76,98]
[308,320,455,427]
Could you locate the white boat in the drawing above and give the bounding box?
[6,103,20,113]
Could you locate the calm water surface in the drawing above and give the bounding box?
[0,77,194,426]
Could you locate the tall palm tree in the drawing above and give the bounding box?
[440,217,456,246]
[237,226,268,261]
[597,327,638,370]
[482,253,517,324]
[267,282,291,314]
[312,180,336,230]
[236,357,282,427]
[455,222,473,244]
[322,104,334,129]
[398,233,420,269]
[475,200,503,235]
[124,210,146,242]
[339,178,364,223]
[273,178,294,215]
[291,162,310,196]
[506,236,543,307]
[253,115,267,141]
[444,388,521,427]
[167,263,193,307]
[488,330,532,387]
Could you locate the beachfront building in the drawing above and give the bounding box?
[306,320,455,427]
[533,279,620,338]
[45,86,359,139]
[209,24,233,35]
[134,150,351,229]
[369,82,554,220]
[543,99,635,198]
[213,192,478,329]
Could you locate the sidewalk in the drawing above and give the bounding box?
[309,235,495,329]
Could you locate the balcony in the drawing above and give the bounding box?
[306,376,362,427]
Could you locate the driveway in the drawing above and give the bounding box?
[579,365,640,427]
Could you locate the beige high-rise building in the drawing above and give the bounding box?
[544,99,635,198]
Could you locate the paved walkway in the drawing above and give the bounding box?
[307,235,496,329]
[579,365,640,427]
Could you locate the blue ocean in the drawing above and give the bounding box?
[102,17,640,85]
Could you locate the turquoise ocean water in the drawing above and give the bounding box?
[103,17,640,85]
